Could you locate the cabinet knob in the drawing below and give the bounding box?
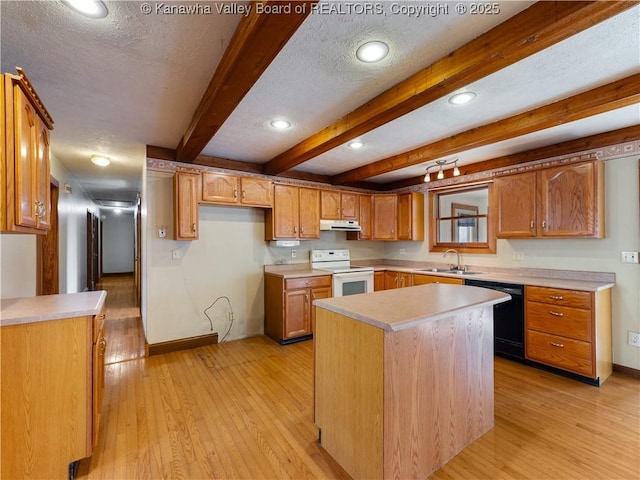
[242,190,246,200]
[530,220,535,229]
[233,189,238,199]
[549,311,564,317]
[192,223,196,232]
[549,295,564,301]
[550,341,565,348]
[293,226,297,234]
[542,220,547,230]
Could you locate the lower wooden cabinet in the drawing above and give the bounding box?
[1,306,107,478]
[264,273,332,343]
[374,271,385,291]
[525,285,612,384]
[384,270,412,289]
[412,273,464,285]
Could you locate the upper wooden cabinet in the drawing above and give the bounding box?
[496,161,604,239]
[372,194,397,240]
[357,194,373,240]
[174,172,199,240]
[320,190,359,220]
[397,192,424,241]
[1,69,53,234]
[201,172,272,208]
[265,184,320,240]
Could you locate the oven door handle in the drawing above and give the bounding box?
[332,272,373,279]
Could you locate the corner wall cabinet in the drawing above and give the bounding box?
[264,273,332,343]
[1,68,53,234]
[496,160,604,238]
[1,297,107,479]
[174,171,200,240]
[525,285,612,385]
[265,184,320,240]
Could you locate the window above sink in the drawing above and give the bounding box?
[428,183,496,254]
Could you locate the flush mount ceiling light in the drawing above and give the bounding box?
[270,119,291,129]
[424,158,460,182]
[62,0,109,18]
[356,41,389,63]
[347,140,365,149]
[91,155,110,167]
[448,91,476,105]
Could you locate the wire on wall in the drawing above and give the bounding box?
[204,296,234,342]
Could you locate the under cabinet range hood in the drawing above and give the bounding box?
[320,219,362,232]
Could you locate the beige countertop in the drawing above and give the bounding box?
[314,283,510,332]
[0,290,107,327]
[265,262,614,292]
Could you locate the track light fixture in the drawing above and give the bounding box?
[424,158,460,182]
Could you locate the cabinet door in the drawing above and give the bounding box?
[358,195,373,240]
[34,118,51,230]
[284,289,310,338]
[299,187,320,239]
[310,286,331,334]
[272,184,299,238]
[320,190,341,219]
[92,320,106,447]
[341,193,359,220]
[397,193,423,241]
[495,172,537,238]
[384,271,400,289]
[539,162,598,237]
[13,86,38,229]
[398,272,412,288]
[374,271,385,291]
[174,172,199,240]
[373,195,397,240]
[240,177,272,207]
[201,172,239,204]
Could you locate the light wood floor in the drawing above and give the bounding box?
[78,275,640,479]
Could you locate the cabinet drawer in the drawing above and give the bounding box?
[527,286,592,309]
[412,273,464,286]
[526,302,591,342]
[285,275,332,291]
[526,330,593,378]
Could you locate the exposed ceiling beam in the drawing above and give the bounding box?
[333,74,640,185]
[383,125,640,190]
[262,1,636,176]
[175,0,317,163]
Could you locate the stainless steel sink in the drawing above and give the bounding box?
[414,268,482,275]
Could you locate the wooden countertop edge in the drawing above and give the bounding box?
[0,290,107,327]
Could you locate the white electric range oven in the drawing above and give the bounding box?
[310,249,374,297]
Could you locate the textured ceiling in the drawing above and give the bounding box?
[1,1,639,203]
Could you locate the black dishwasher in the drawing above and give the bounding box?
[465,279,525,360]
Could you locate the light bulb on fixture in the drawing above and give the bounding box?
[62,0,108,18]
[348,140,364,149]
[356,41,389,63]
[91,155,110,167]
[423,158,461,182]
[270,119,291,129]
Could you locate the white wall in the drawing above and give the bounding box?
[384,157,640,370]
[101,209,135,273]
[0,154,97,298]
[143,171,384,345]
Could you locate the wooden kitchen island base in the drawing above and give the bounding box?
[314,284,509,479]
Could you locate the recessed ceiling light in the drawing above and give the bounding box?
[270,119,291,129]
[356,41,389,63]
[91,155,110,167]
[62,0,108,18]
[348,140,365,149]
[448,91,476,105]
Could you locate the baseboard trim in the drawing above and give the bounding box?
[145,333,219,357]
[613,363,640,380]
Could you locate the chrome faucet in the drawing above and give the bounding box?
[443,249,462,271]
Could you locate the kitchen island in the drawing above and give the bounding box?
[313,283,510,479]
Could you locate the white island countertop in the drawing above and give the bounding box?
[314,283,510,332]
[0,291,107,327]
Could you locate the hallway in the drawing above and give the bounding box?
[98,274,145,366]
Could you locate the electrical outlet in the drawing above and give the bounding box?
[399,248,406,256]
[291,249,297,258]
[512,252,524,261]
[621,251,639,264]
[628,331,640,347]
[172,249,180,259]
